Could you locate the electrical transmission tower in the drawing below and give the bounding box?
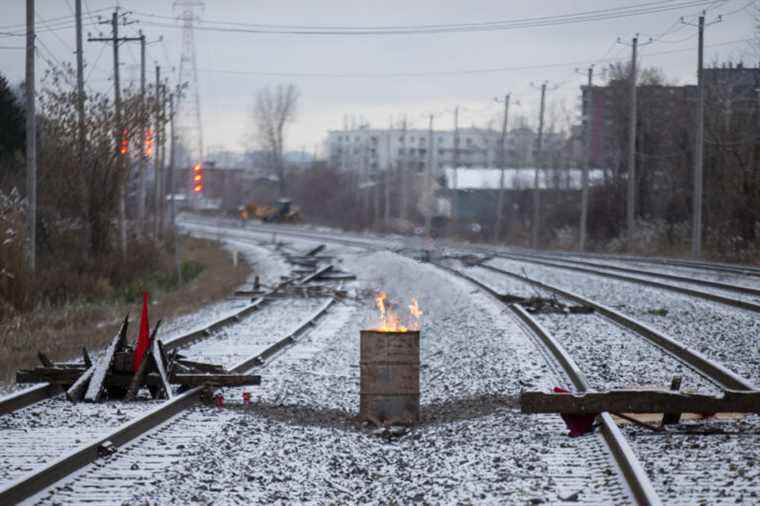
[174,1,205,187]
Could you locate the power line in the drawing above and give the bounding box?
[134,1,718,36]
[192,37,751,79]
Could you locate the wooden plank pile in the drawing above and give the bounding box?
[17,316,260,403]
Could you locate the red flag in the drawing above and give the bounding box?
[553,387,597,437]
[133,292,151,372]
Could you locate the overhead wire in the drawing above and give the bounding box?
[134,1,719,36]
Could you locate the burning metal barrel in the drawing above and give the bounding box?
[360,329,420,425]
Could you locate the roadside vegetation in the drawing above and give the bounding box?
[0,68,250,385]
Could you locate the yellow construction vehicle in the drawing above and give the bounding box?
[240,198,302,223]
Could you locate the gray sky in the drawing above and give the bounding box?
[1,1,757,155]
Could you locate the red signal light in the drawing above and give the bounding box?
[144,128,154,157]
[118,128,129,155]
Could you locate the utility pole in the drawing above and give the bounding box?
[384,120,392,225]
[400,116,408,222]
[159,80,168,234]
[693,15,704,258]
[137,31,147,238]
[452,106,459,224]
[153,66,162,240]
[531,82,547,249]
[89,10,141,257]
[580,65,594,252]
[425,114,434,237]
[626,36,638,240]
[25,0,36,272]
[168,91,181,284]
[495,94,510,243]
[75,0,85,181]
[682,13,721,258]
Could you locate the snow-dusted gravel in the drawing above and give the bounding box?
[514,255,760,307]
[487,257,760,385]
[43,246,632,505]
[534,312,720,394]
[622,416,760,505]
[22,233,639,505]
[555,254,760,291]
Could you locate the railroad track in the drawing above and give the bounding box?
[190,220,760,504]
[0,295,336,505]
[510,247,760,279]
[187,220,668,504]
[444,262,760,504]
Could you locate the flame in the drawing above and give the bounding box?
[372,291,422,332]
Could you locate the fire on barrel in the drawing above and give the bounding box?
[360,292,423,426]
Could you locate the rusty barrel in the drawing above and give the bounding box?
[360,329,420,424]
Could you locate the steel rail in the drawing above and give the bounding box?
[502,252,760,298]
[435,262,661,505]
[0,297,335,505]
[510,247,760,278]
[493,252,760,314]
[0,298,269,417]
[478,263,757,391]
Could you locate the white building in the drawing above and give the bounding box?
[326,127,504,177]
[325,126,567,178]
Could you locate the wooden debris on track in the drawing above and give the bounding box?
[17,314,259,403]
[521,389,760,415]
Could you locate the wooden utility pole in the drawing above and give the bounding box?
[626,36,638,240]
[25,0,36,272]
[580,66,594,252]
[75,0,85,180]
[452,106,459,224]
[682,12,720,257]
[425,114,434,237]
[137,31,147,237]
[692,15,705,258]
[89,11,141,257]
[384,120,392,225]
[532,83,547,249]
[153,66,162,240]
[159,81,168,234]
[494,94,510,243]
[400,116,408,222]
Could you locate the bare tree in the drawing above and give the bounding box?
[252,84,299,196]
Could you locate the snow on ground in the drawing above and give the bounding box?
[487,257,760,385]
[104,247,629,505]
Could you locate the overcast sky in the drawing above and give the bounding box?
[1,1,757,155]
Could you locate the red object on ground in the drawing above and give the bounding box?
[553,387,598,437]
[214,393,225,408]
[132,292,151,372]
[242,390,252,405]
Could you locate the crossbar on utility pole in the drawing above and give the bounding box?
[494,93,511,243]
[25,0,36,272]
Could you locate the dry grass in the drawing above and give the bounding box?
[0,237,250,385]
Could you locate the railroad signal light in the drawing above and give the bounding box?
[118,128,129,155]
[144,128,154,158]
[192,162,203,194]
